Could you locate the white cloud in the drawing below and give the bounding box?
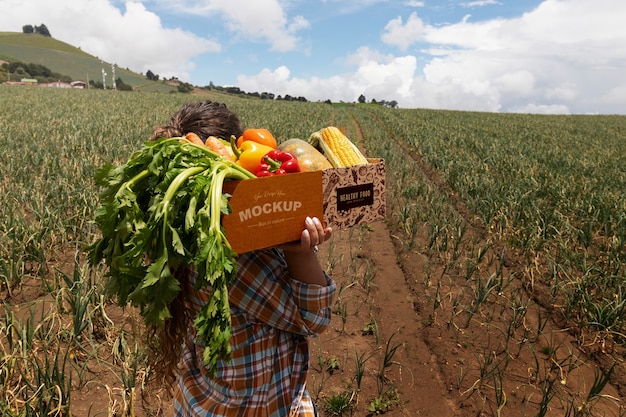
[237,52,418,104]
[381,12,427,51]
[544,83,578,101]
[493,71,535,97]
[343,46,395,67]
[439,0,624,112]
[591,83,626,111]
[156,0,309,52]
[461,0,500,7]
[342,0,626,112]
[237,67,357,101]
[403,1,425,7]
[509,103,570,115]
[0,0,219,81]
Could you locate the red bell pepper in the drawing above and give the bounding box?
[254,150,300,176]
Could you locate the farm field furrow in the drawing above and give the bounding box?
[1,85,624,416]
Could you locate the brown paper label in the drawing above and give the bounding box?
[336,183,374,211]
[322,159,386,230]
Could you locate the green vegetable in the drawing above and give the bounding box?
[87,137,255,375]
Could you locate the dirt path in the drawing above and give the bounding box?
[312,221,461,416]
[365,222,460,415]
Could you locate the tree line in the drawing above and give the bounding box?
[22,24,51,37]
[1,60,132,90]
[2,60,70,83]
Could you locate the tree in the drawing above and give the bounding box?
[12,66,28,77]
[22,25,34,34]
[146,70,159,81]
[27,63,51,78]
[225,86,242,94]
[177,82,194,93]
[89,79,104,89]
[34,24,51,37]
[115,77,133,91]
[358,94,366,103]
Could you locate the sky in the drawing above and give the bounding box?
[1,0,625,114]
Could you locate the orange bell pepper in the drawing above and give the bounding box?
[236,128,277,149]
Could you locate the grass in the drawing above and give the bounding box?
[322,390,354,416]
[0,32,93,55]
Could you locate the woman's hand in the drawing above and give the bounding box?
[281,216,332,254]
[280,216,332,285]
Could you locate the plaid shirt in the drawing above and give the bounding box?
[173,248,336,417]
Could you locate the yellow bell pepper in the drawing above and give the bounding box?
[232,138,276,174]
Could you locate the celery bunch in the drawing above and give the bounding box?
[88,137,254,374]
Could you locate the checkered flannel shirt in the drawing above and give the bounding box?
[173,248,336,417]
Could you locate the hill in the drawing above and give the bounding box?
[0,31,342,104]
[0,32,176,93]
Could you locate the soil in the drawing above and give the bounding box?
[18,215,622,417]
[3,138,625,416]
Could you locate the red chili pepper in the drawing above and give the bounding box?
[254,150,300,176]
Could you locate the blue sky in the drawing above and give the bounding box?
[2,0,625,114]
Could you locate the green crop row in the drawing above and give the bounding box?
[353,105,626,340]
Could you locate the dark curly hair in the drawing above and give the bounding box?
[150,100,243,142]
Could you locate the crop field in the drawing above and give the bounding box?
[1,84,625,416]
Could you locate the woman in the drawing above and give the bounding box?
[148,100,336,417]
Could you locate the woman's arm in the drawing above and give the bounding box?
[225,216,334,336]
[281,216,332,286]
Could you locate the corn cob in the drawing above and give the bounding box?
[309,126,368,167]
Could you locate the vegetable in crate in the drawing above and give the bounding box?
[309,126,369,167]
[231,138,276,173]
[277,138,333,172]
[237,128,278,148]
[184,132,235,161]
[255,149,301,176]
[87,136,255,375]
